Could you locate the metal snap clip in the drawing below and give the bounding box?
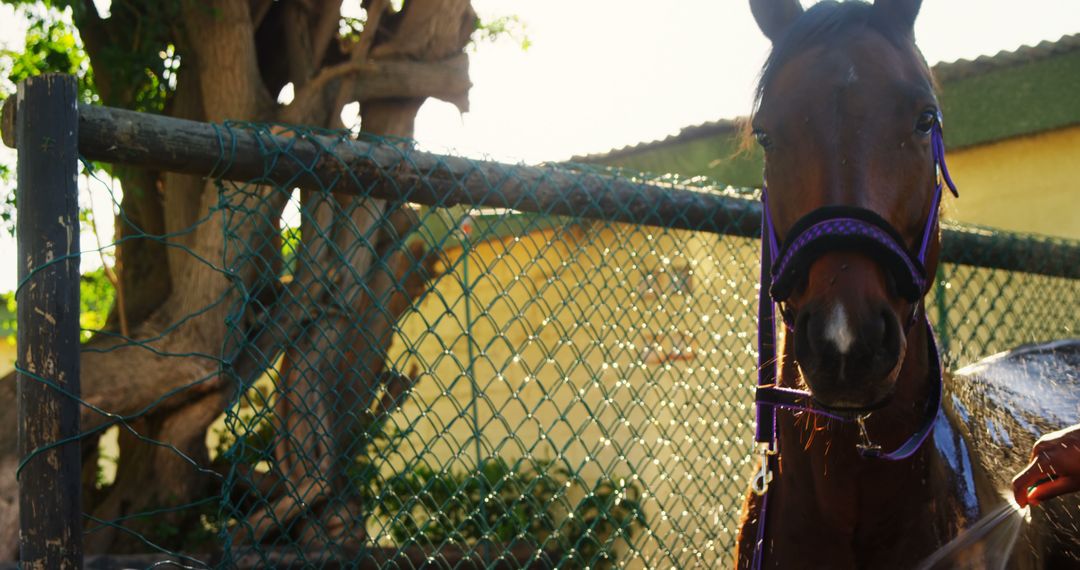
[751,443,776,496]
[856,414,882,457]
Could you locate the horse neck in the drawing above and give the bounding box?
[774,313,934,520]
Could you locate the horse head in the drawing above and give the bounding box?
[751,0,944,412]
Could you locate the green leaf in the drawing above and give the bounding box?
[472,14,531,52]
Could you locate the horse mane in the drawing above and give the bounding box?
[753,1,919,113]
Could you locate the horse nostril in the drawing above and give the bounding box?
[794,309,817,360]
[880,309,898,352]
[791,275,809,298]
[882,269,899,298]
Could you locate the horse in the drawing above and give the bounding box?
[733,0,1080,568]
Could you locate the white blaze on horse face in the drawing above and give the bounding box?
[825,303,855,355]
[845,64,858,85]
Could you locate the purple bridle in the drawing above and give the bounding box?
[750,115,958,569]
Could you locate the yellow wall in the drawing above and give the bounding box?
[944,125,1080,239]
[383,223,761,567]
[0,339,13,376]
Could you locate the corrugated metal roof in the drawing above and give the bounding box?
[575,33,1080,164]
[570,119,744,164]
[933,32,1080,82]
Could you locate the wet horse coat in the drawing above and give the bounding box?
[941,341,1080,567]
[734,0,1080,568]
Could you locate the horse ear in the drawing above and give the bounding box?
[750,0,804,42]
[874,0,923,32]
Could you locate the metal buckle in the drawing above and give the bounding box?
[751,442,776,496]
[856,414,882,457]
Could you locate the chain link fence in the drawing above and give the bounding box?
[7,84,1080,568]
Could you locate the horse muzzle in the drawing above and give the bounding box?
[790,280,906,409]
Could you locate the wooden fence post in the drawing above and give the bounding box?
[16,74,82,569]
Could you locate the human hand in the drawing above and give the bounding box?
[1011,423,1080,508]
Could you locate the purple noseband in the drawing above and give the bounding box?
[770,206,929,304]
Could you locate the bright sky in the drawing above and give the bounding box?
[420,0,1080,162]
[1,0,1079,292]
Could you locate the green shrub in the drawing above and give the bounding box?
[376,457,646,569]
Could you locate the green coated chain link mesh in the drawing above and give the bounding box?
[16,117,1080,569]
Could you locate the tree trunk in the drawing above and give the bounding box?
[0,0,475,558]
[239,0,475,549]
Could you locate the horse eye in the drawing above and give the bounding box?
[753,130,774,149]
[914,110,937,135]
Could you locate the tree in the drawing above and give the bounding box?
[0,0,488,557]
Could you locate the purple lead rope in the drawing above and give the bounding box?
[754,191,779,446]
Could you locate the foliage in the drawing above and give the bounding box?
[75,3,180,112]
[119,497,224,553]
[344,414,407,520]
[219,372,409,518]
[0,7,96,103]
[377,457,645,568]
[79,267,113,340]
[0,2,179,237]
[0,267,114,342]
[280,225,302,277]
[339,13,368,43]
[1,1,180,109]
[474,14,531,51]
[219,384,645,567]
[0,164,12,237]
[0,290,13,337]
[0,6,97,237]
[342,8,530,51]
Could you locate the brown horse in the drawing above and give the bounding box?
[734,1,1079,568]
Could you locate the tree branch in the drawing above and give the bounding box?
[297,61,372,103]
[355,55,471,111]
[281,0,316,89]
[353,0,391,60]
[354,0,477,130]
[310,0,345,68]
[280,54,470,123]
[325,0,392,127]
[369,0,476,61]
[250,0,274,28]
[72,0,118,104]
[181,0,274,121]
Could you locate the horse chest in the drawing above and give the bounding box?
[760,437,947,568]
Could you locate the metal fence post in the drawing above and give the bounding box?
[16,73,82,569]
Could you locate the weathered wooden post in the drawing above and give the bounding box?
[15,74,82,568]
